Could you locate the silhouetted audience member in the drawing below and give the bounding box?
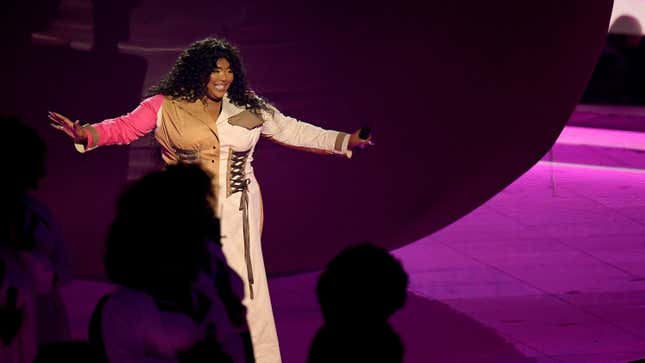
[583,15,645,105]
[308,243,409,363]
[0,115,71,363]
[91,163,253,363]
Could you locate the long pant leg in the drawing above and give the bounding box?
[220,195,282,363]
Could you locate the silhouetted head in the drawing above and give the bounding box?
[610,15,642,36]
[1,115,46,195]
[609,15,643,49]
[146,37,272,116]
[316,243,408,323]
[104,163,219,300]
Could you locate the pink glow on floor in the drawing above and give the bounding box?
[391,156,645,362]
[557,126,645,151]
[60,126,645,363]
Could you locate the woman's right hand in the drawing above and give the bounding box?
[48,111,88,145]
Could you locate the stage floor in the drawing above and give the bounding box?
[61,124,645,363]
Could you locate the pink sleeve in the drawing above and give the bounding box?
[86,95,164,148]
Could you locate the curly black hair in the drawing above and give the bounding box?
[146,37,272,117]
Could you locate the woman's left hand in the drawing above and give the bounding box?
[348,129,374,150]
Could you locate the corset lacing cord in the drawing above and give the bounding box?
[229,150,254,299]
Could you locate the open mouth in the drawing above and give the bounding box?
[213,83,228,91]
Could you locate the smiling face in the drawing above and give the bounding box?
[206,57,234,102]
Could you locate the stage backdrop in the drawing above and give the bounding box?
[4,0,613,277]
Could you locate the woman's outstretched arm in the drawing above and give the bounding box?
[48,95,164,153]
[261,106,372,158]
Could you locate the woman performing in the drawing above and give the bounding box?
[48,37,372,363]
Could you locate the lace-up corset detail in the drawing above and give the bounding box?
[227,150,251,196]
[226,149,255,298]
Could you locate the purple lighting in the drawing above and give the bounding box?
[9,0,640,362]
[557,126,645,151]
[546,125,645,172]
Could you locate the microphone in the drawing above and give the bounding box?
[359,125,371,140]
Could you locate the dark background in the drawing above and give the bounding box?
[2,0,613,278]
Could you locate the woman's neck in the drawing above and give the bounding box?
[205,97,223,118]
[206,94,223,104]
